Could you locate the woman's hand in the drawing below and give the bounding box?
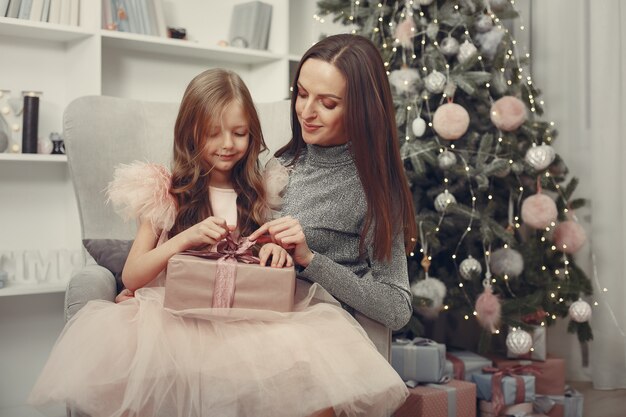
[250,216,314,268]
[179,216,230,250]
[258,243,294,268]
[115,288,135,303]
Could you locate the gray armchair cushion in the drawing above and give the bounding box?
[64,264,117,322]
[82,239,133,292]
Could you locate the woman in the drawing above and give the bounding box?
[251,33,417,331]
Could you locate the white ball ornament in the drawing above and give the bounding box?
[553,220,587,254]
[438,150,457,169]
[412,117,427,137]
[521,193,557,230]
[569,299,592,323]
[388,68,421,95]
[411,276,447,319]
[490,96,527,131]
[440,37,460,56]
[506,328,533,355]
[424,70,447,94]
[432,103,470,140]
[434,190,456,212]
[489,0,509,11]
[459,256,482,280]
[457,40,478,64]
[490,247,524,278]
[525,144,556,171]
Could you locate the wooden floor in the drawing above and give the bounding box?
[568,381,626,417]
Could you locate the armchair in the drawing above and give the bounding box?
[62,95,390,363]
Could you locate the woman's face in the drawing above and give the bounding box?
[295,58,348,147]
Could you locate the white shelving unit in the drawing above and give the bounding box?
[0,2,348,414]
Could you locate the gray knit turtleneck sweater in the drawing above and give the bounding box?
[279,143,412,330]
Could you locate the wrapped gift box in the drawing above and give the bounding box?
[444,350,493,381]
[391,338,447,383]
[472,372,536,405]
[507,325,547,361]
[479,400,533,417]
[534,386,583,417]
[164,253,295,312]
[490,355,565,395]
[394,379,476,417]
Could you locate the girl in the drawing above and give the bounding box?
[29,69,408,417]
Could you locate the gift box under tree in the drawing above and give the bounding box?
[393,379,476,417]
[391,338,448,383]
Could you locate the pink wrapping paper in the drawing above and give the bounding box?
[393,379,476,417]
[164,253,295,312]
[479,400,533,417]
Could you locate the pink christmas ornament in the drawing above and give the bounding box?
[394,17,415,48]
[432,102,470,140]
[475,284,501,332]
[521,193,557,229]
[553,220,587,253]
[490,96,527,131]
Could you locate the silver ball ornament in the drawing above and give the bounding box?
[412,117,427,137]
[434,190,456,212]
[440,37,460,56]
[438,150,457,169]
[506,328,533,355]
[489,247,524,278]
[489,0,508,11]
[525,144,556,171]
[459,256,482,280]
[425,70,447,94]
[569,299,592,323]
[457,40,478,64]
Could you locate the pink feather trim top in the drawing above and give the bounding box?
[106,162,176,235]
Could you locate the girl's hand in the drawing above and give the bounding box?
[181,216,230,250]
[258,243,294,268]
[250,216,314,267]
[115,288,135,303]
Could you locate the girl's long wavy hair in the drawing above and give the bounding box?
[169,69,268,238]
[276,34,417,261]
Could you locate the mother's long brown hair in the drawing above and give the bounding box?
[277,34,417,260]
[170,68,267,238]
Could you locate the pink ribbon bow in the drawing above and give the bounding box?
[482,365,541,416]
[184,235,259,308]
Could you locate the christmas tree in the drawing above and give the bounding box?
[317,0,593,350]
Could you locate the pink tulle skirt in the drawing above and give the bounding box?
[29,283,408,417]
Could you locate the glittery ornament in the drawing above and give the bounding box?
[457,40,478,64]
[475,14,493,32]
[438,150,457,169]
[440,36,460,56]
[434,190,456,212]
[489,247,524,277]
[412,117,427,137]
[506,328,533,355]
[424,70,446,94]
[490,96,527,131]
[459,256,482,280]
[525,144,556,171]
[388,68,421,95]
[411,276,447,319]
[521,193,557,229]
[553,220,587,254]
[569,299,592,323]
[432,103,470,140]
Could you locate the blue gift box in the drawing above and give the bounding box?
[444,350,493,381]
[391,338,447,383]
[471,372,536,405]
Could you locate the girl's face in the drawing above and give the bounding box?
[295,58,347,147]
[203,101,249,186]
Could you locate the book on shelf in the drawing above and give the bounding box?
[41,0,51,21]
[0,0,10,17]
[28,0,43,21]
[68,0,78,25]
[58,0,70,24]
[6,0,22,18]
[17,0,32,19]
[228,1,273,50]
[47,0,60,23]
[103,0,166,37]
